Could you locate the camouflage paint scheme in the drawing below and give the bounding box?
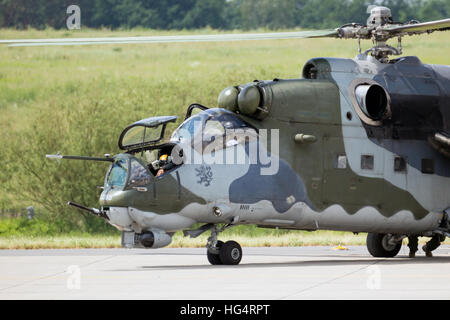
[99,54,450,238]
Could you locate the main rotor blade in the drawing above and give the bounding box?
[384,18,450,34]
[0,30,338,47]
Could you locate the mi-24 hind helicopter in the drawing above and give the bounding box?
[5,6,450,265]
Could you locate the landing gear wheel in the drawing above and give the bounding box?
[219,240,242,265]
[207,240,224,265]
[367,233,402,257]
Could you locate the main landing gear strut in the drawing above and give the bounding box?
[183,219,242,265]
[206,225,242,265]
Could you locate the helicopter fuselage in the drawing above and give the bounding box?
[97,54,450,249]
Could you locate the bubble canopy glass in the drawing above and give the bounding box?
[118,115,178,150]
[170,108,251,144]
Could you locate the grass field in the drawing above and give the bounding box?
[0,229,369,249]
[1,28,449,248]
[2,229,448,250]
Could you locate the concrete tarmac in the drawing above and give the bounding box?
[0,245,449,300]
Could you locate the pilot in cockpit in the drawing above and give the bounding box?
[154,154,175,177]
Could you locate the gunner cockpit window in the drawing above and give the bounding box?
[106,158,128,188]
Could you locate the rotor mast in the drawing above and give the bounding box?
[336,6,402,61]
[336,6,450,62]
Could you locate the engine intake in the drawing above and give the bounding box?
[139,230,172,248]
[355,84,390,121]
[350,80,392,126]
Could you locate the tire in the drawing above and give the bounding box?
[219,240,242,265]
[207,240,223,265]
[367,233,401,258]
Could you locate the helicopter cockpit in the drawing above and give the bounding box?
[171,107,256,148]
[116,105,257,180]
[103,155,152,191]
[117,114,179,177]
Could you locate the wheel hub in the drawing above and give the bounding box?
[231,247,240,260]
[381,234,397,251]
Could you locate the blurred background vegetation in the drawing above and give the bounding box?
[0,0,449,244]
[0,0,449,30]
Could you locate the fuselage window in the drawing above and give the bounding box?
[421,158,434,174]
[394,156,407,172]
[334,154,347,169]
[361,155,374,170]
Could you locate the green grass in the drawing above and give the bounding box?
[171,229,370,248]
[1,218,449,249]
[0,232,366,249]
[0,217,370,249]
[0,229,370,249]
[0,234,121,249]
[0,28,449,247]
[2,230,448,250]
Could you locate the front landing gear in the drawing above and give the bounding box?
[220,240,242,265]
[206,224,242,265]
[207,240,242,265]
[184,220,243,265]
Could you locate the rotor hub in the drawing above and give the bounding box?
[367,6,393,28]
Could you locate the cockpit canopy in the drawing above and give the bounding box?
[105,155,152,190]
[107,107,257,190]
[118,115,178,151]
[171,108,254,145]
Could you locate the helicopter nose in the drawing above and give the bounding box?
[103,206,134,230]
[99,188,128,207]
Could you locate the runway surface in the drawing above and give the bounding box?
[1,245,449,300]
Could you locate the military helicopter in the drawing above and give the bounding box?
[4,6,450,265]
